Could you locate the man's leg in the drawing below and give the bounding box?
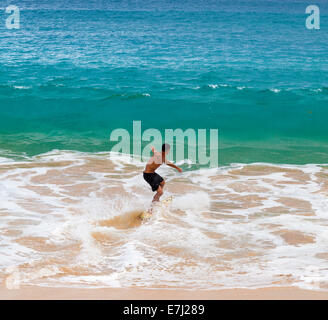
[153,185,163,202]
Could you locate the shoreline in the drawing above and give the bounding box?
[1,285,328,300]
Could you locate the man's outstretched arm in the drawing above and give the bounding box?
[166,161,183,173]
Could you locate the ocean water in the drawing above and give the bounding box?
[1,0,328,290]
[0,0,328,163]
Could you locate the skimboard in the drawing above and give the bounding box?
[139,196,173,221]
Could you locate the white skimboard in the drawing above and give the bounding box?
[139,196,173,221]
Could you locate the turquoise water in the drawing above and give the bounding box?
[0,0,328,165]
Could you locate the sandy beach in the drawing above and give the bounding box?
[1,285,328,300]
[1,154,328,292]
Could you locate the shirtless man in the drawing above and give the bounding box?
[143,143,182,202]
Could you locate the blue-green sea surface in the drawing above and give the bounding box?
[0,0,327,165]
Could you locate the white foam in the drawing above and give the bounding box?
[173,192,210,211]
[58,274,121,288]
[1,152,328,290]
[13,85,31,90]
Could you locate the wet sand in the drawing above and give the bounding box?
[1,285,328,300]
[2,153,328,291]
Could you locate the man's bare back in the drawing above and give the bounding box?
[143,144,182,202]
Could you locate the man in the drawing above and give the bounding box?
[143,143,182,202]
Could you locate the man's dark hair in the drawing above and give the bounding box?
[162,143,170,152]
